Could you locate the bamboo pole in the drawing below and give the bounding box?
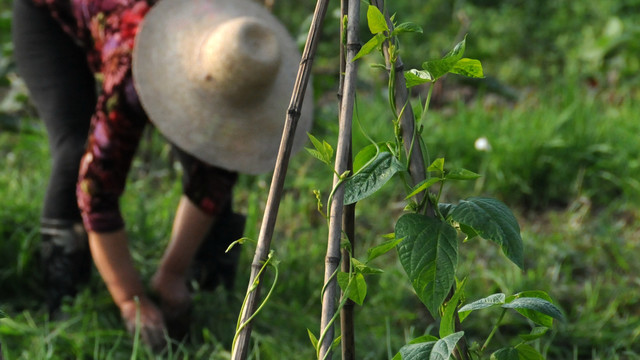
[318,0,360,358]
[230,1,331,358]
[340,195,356,360]
[338,1,356,359]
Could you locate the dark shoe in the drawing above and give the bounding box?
[40,219,92,313]
[191,211,246,291]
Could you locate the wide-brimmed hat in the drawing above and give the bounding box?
[133,0,313,174]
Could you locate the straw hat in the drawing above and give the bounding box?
[132,0,313,174]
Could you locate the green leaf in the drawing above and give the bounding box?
[343,152,404,205]
[408,334,440,344]
[367,236,403,263]
[405,69,433,88]
[458,293,506,321]
[491,347,519,360]
[366,5,389,34]
[519,327,550,341]
[444,36,467,62]
[515,343,545,360]
[353,142,390,172]
[306,133,333,165]
[351,258,384,274]
[421,36,467,81]
[337,271,367,305]
[440,278,466,338]
[422,59,453,82]
[502,297,564,326]
[353,33,386,61]
[445,168,481,180]
[305,148,328,165]
[507,291,563,327]
[458,223,480,242]
[448,197,524,269]
[307,328,319,350]
[392,22,423,36]
[405,177,441,200]
[396,214,458,317]
[430,332,464,360]
[398,341,436,360]
[450,58,484,78]
[427,158,445,172]
[438,203,454,219]
[307,132,324,152]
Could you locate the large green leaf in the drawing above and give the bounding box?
[397,341,436,360]
[491,347,519,360]
[343,152,404,205]
[515,344,545,360]
[458,293,506,322]
[352,142,391,172]
[503,296,564,326]
[504,290,560,327]
[430,332,464,360]
[447,197,524,269]
[395,214,458,317]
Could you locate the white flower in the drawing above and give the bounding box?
[474,137,492,152]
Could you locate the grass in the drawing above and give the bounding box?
[2,79,640,359]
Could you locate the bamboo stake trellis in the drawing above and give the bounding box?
[231,0,429,358]
[338,0,356,359]
[230,0,330,358]
[317,0,360,357]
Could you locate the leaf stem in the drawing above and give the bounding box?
[481,308,507,352]
[419,82,435,126]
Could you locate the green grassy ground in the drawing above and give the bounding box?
[2,86,639,359]
[2,0,640,359]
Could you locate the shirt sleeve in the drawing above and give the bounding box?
[76,1,150,232]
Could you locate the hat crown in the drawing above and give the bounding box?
[196,17,281,103]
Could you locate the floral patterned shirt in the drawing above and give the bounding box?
[32,0,237,232]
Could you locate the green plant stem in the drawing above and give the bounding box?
[388,58,398,119]
[419,82,435,126]
[431,178,446,219]
[481,308,507,352]
[325,176,348,222]
[232,254,278,353]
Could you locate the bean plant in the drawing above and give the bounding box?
[305,5,564,360]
